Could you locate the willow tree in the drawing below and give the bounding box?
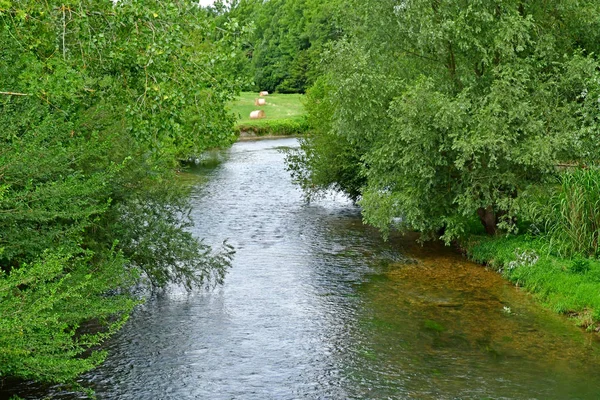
[290,0,600,240]
[0,0,242,384]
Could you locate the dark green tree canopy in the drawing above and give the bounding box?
[288,0,600,240]
[227,0,345,93]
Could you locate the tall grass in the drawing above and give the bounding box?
[548,167,600,257]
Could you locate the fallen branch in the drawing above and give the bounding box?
[0,91,29,96]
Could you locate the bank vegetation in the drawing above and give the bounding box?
[0,0,248,385]
[246,0,600,329]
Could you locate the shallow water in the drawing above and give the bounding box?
[3,138,600,399]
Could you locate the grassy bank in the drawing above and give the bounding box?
[463,234,600,331]
[454,167,600,332]
[230,92,309,137]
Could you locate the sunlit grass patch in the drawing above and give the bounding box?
[230,92,305,122]
[229,92,308,136]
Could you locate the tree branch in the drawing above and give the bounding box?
[0,91,29,96]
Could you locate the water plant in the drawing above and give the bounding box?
[424,320,446,333]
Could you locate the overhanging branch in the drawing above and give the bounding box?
[0,91,29,96]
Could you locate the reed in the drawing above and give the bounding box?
[548,167,600,257]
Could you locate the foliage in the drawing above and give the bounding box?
[547,167,600,258]
[0,0,240,384]
[209,2,258,92]
[285,76,366,201]
[289,0,600,241]
[0,248,137,382]
[237,117,309,137]
[111,189,234,290]
[227,0,346,93]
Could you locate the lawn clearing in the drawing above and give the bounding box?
[229,92,308,137]
[230,92,305,125]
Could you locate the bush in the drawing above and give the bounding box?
[236,117,310,136]
[284,77,367,202]
[0,0,238,384]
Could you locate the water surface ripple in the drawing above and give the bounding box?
[4,138,600,399]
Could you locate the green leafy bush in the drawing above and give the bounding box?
[0,248,137,382]
[285,77,366,201]
[288,0,600,242]
[237,117,309,136]
[0,0,241,384]
[569,258,591,274]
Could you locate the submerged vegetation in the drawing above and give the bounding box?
[464,167,600,330]
[466,234,600,330]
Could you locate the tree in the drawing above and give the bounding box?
[289,0,600,240]
[228,0,345,93]
[0,0,239,384]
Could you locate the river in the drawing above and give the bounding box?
[3,138,600,399]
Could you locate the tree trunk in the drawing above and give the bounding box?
[477,206,498,235]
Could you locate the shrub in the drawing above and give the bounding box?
[236,117,310,136]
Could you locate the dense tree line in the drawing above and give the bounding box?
[225,0,345,93]
[287,0,600,245]
[0,0,245,384]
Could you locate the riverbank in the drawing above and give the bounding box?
[237,118,309,137]
[230,92,309,137]
[6,138,600,400]
[462,234,600,332]
[238,132,300,141]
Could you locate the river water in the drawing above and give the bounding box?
[4,138,600,399]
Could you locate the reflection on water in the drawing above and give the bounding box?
[3,138,600,399]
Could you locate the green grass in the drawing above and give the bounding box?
[464,234,600,330]
[229,92,308,136]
